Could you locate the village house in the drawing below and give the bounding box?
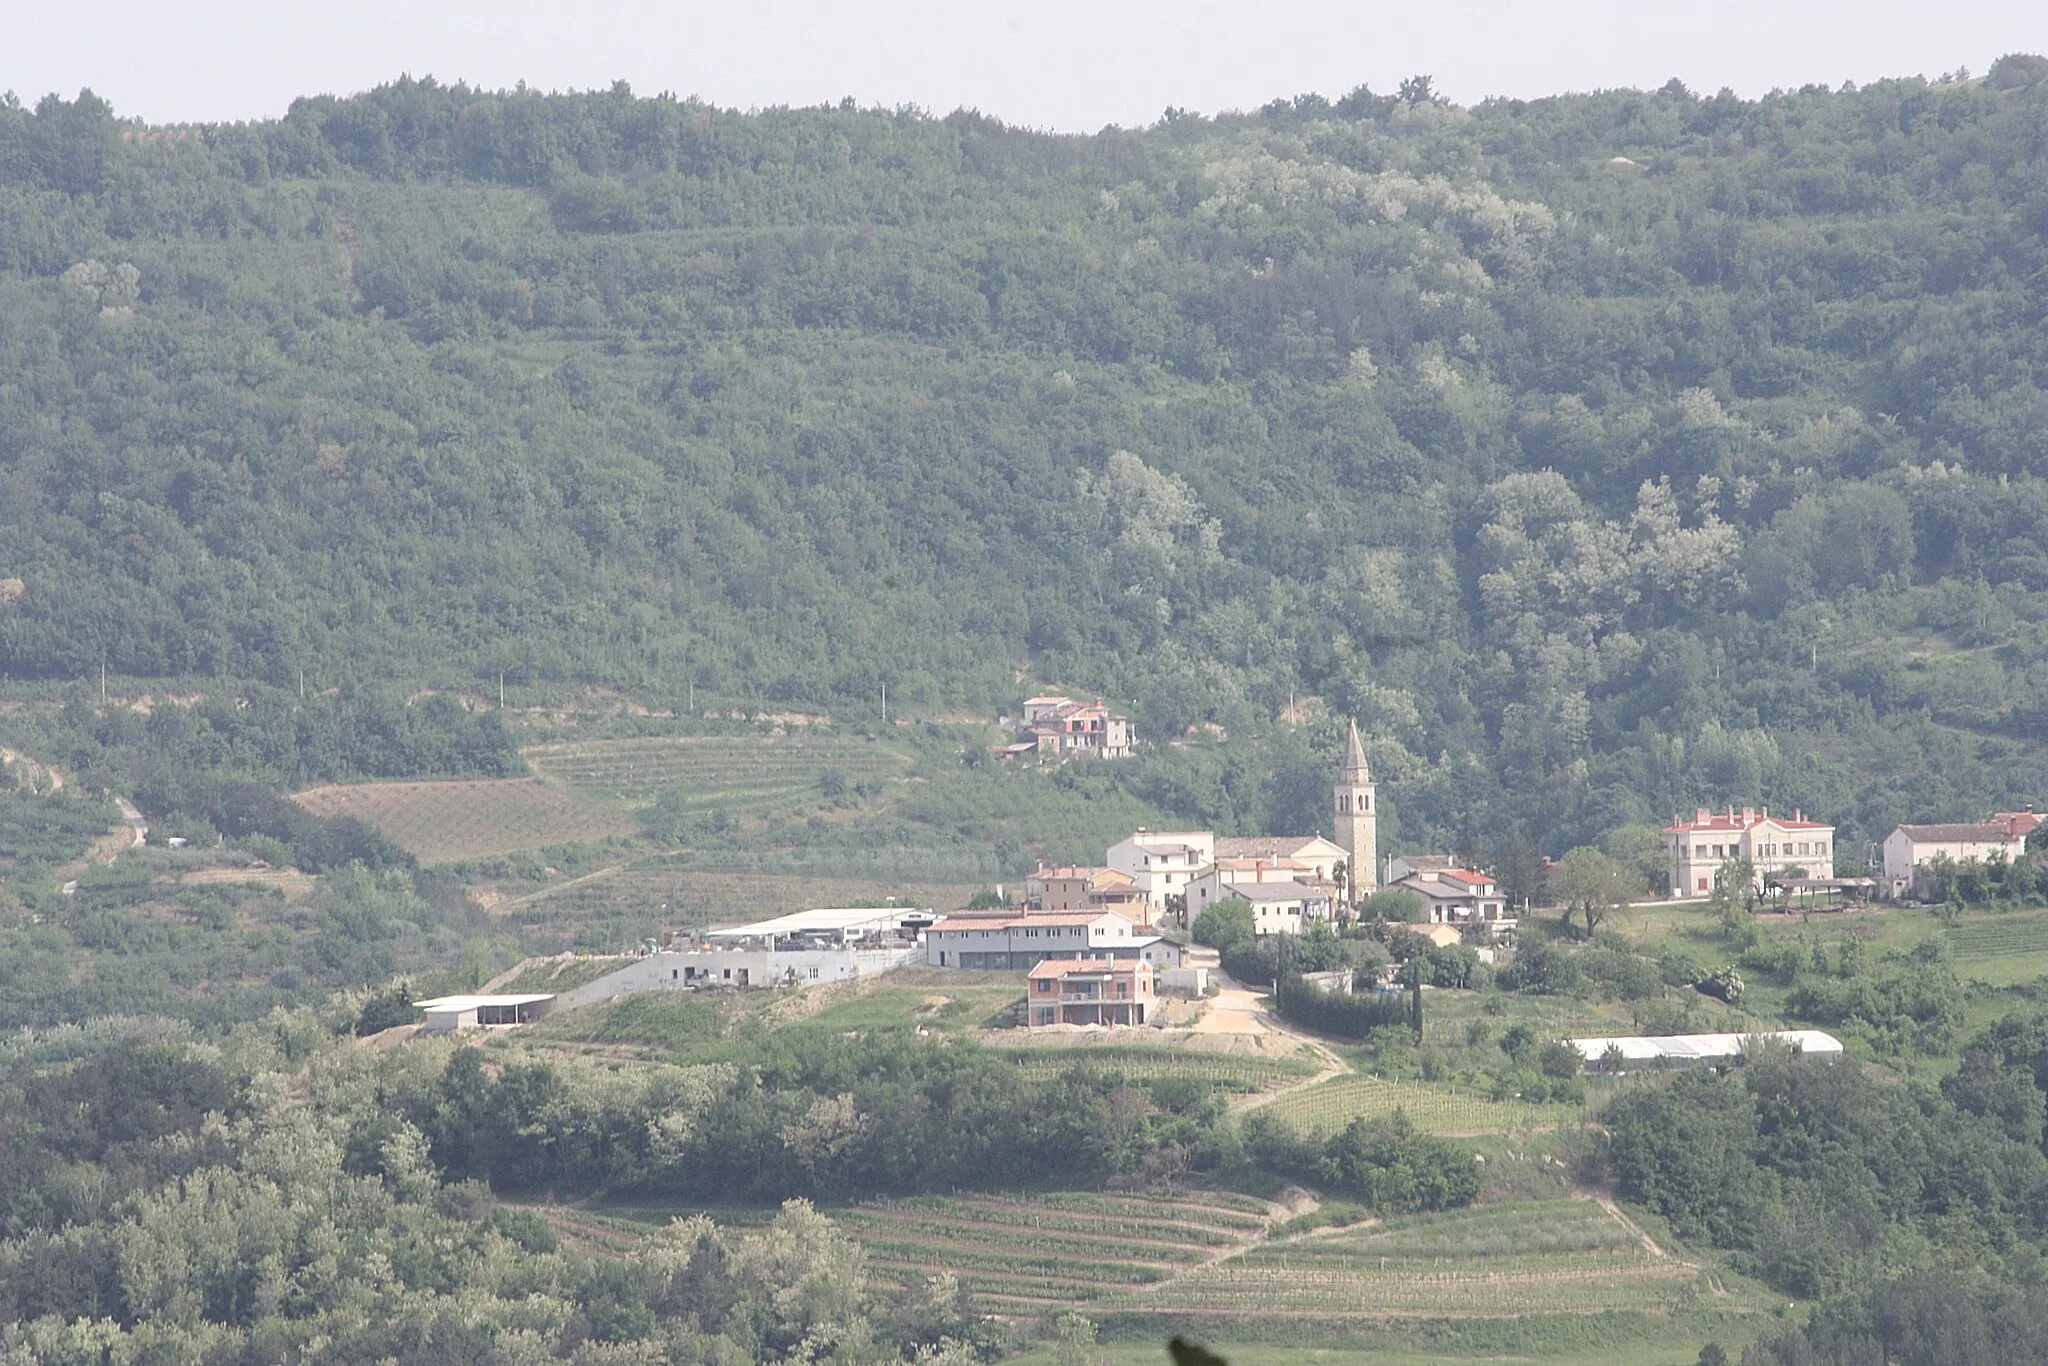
[1386,854,1458,883]
[924,909,1153,970]
[1026,957,1154,1027]
[1882,819,2032,900]
[1212,835,1349,883]
[996,696,1134,761]
[1233,881,1335,936]
[1107,829,1216,912]
[1187,856,1323,912]
[1665,806,1836,897]
[1388,867,1511,926]
[1025,864,1147,916]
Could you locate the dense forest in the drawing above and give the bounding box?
[7,61,2048,849]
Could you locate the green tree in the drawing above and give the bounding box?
[1554,847,1631,937]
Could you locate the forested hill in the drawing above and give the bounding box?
[4,61,2048,849]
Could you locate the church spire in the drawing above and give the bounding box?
[1343,717,1370,782]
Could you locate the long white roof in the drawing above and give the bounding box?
[705,907,912,938]
[1570,1030,1842,1063]
[416,994,555,1011]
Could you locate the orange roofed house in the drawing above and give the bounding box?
[1027,957,1154,1027]
[1665,806,1835,898]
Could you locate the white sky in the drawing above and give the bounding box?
[6,1,2045,131]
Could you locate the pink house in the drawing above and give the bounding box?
[1026,958,1153,1027]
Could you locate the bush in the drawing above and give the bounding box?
[1273,972,1412,1039]
[355,982,417,1036]
[1193,897,1254,950]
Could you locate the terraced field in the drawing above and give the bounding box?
[1136,1199,1697,1318]
[997,1046,1323,1092]
[292,778,639,863]
[1261,1074,1584,1135]
[836,1190,1282,1311]
[525,734,909,811]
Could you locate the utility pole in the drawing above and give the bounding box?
[881,682,887,725]
[99,656,106,705]
[498,672,506,709]
[299,669,306,700]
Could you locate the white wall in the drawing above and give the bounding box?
[561,945,918,1005]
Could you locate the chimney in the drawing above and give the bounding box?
[1742,806,1755,824]
[1695,807,1710,823]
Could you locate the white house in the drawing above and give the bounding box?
[1188,856,1320,911]
[1665,806,1836,898]
[1106,830,1215,911]
[1389,867,1511,926]
[1232,881,1334,936]
[1881,822,2030,900]
[924,910,1139,970]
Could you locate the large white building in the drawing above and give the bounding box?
[924,909,1143,970]
[1107,830,1216,911]
[1881,821,2030,900]
[1665,806,1835,898]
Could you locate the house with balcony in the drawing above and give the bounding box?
[1026,957,1154,1027]
[1389,867,1512,927]
[1009,696,1134,760]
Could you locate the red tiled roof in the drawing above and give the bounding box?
[1995,810,2042,838]
[1665,806,1832,833]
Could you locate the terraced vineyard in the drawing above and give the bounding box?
[1261,1074,1583,1135]
[1134,1199,1697,1318]
[836,1190,1281,1311]
[292,778,639,863]
[996,1046,1322,1092]
[525,734,910,811]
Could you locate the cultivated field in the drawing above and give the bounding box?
[525,733,910,814]
[292,778,638,863]
[834,1191,1705,1324]
[1261,1074,1584,1136]
[1947,912,2048,985]
[997,1045,1323,1092]
[1134,1199,1700,1318]
[836,1190,1283,1311]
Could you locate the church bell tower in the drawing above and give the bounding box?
[1335,719,1378,896]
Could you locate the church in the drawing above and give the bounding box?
[1176,720,1379,919]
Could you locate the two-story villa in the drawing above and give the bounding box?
[1026,957,1154,1027]
[1665,806,1835,897]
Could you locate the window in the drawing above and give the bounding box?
[1695,844,1707,858]
[807,967,820,979]
[1698,878,1708,891]
[1712,844,1724,858]
[1338,795,1348,812]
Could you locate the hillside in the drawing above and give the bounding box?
[5,63,2048,856]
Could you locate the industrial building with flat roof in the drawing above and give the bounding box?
[1570,1029,1843,1072]
[414,993,556,1032]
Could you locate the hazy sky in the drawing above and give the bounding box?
[8,1,2046,130]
